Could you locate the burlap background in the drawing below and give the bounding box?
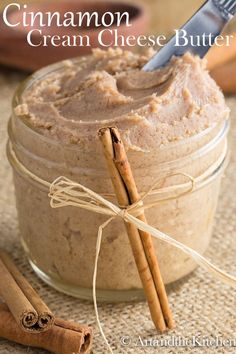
[0,68,236,353]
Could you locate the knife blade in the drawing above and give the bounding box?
[143,0,236,71]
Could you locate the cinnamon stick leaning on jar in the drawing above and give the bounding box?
[98,127,174,332]
[0,250,54,332]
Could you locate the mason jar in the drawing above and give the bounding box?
[7,59,229,301]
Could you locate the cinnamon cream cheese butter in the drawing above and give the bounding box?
[8,49,229,301]
[15,48,228,148]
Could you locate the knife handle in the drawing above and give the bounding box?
[213,0,236,17]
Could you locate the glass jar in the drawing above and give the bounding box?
[7,59,229,302]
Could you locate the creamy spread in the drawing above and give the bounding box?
[15,48,229,151]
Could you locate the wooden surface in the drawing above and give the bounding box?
[1,0,235,36]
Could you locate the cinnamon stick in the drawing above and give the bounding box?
[0,303,92,354]
[0,250,54,332]
[98,127,174,332]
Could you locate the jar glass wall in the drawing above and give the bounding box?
[7,59,229,301]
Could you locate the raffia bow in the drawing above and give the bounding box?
[49,175,236,289]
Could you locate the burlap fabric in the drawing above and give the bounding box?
[0,68,236,353]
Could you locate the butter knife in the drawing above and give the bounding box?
[143,0,236,71]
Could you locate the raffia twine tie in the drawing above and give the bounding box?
[7,141,235,353]
[48,173,236,289]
